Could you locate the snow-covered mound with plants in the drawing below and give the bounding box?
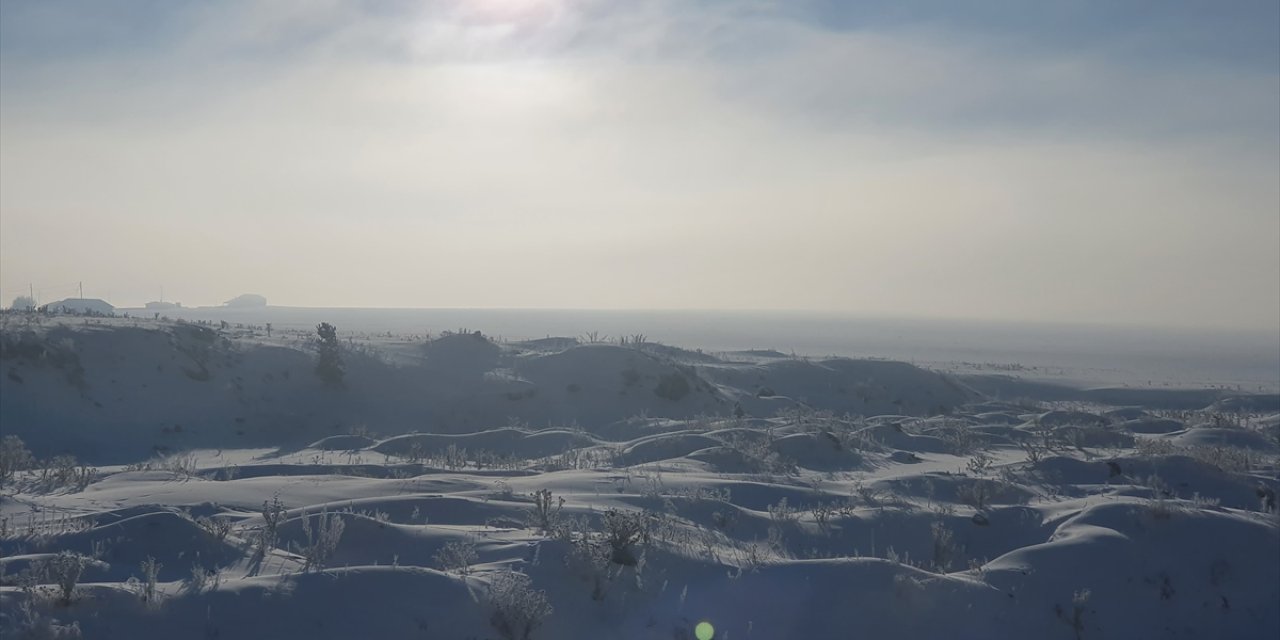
[0,317,978,463]
[1,315,1277,639]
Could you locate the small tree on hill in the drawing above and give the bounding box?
[0,435,34,486]
[315,322,345,387]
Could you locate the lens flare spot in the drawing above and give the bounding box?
[695,621,715,640]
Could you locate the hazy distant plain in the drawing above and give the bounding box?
[118,307,1280,392]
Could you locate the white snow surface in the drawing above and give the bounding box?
[1,315,1277,639]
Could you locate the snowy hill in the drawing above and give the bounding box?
[1,318,976,462]
[1,314,1277,639]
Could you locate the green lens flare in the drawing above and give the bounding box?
[695,621,715,640]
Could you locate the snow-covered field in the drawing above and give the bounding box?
[1,314,1277,639]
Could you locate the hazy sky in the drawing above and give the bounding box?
[2,0,1277,330]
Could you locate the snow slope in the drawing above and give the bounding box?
[1,315,1277,639]
[1,317,977,462]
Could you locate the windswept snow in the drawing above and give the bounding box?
[1,315,1277,639]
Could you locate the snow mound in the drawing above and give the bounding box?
[861,424,954,454]
[972,411,1026,425]
[1104,407,1151,421]
[1119,417,1186,434]
[1051,425,1136,448]
[985,502,1279,640]
[309,434,378,450]
[616,432,723,466]
[28,509,242,581]
[274,511,517,568]
[770,432,867,470]
[1035,409,1109,427]
[1171,427,1278,452]
[1105,455,1265,510]
[1210,394,1280,413]
[421,332,500,377]
[886,473,1035,506]
[705,358,974,416]
[373,429,595,459]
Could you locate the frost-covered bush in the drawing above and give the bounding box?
[182,562,220,595]
[256,496,287,558]
[564,530,612,601]
[2,600,82,639]
[957,480,994,511]
[433,540,477,575]
[195,516,232,542]
[38,456,95,492]
[1135,439,1263,474]
[810,503,840,535]
[852,475,886,507]
[1142,474,1179,519]
[602,509,649,566]
[127,451,198,478]
[527,489,563,535]
[486,571,552,640]
[767,497,799,525]
[1184,445,1259,474]
[442,444,467,470]
[725,430,796,476]
[43,552,94,605]
[293,509,345,571]
[1135,438,1179,458]
[760,497,801,554]
[931,521,958,572]
[940,425,980,454]
[1019,436,1051,464]
[132,556,163,609]
[965,451,994,476]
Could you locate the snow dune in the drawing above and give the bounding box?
[1,316,1276,639]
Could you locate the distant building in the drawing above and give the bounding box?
[145,301,183,310]
[223,294,267,308]
[45,298,115,315]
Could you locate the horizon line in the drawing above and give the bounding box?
[84,302,1280,336]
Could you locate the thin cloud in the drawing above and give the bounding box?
[1,1,1275,329]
